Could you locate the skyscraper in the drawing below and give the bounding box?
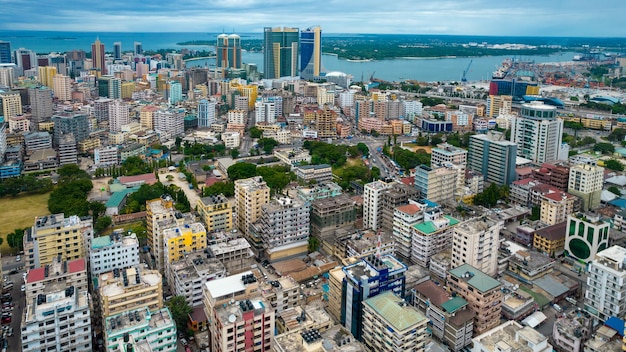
[168,81,182,105]
[263,27,299,79]
[113,42,122,60]
[300,26,321,79]
[134,42,142,56]
[197,99,217,128]
[510,102,563,163]
[91,38,106,75]
[216,34,241,70]
[13,48,37,71]
[468,131,517,185]
[0,41,10,64]
[52,74,72,101]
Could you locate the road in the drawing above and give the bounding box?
[159,171,202,209]
[1,254,26,351]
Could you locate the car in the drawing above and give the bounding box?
[7,269,17,275]
[180,338,188,345]
[7,327,12,337]
[15,256,20,262]
[1,317,10,324]
[1,303,13,308]
[20,285,25,292]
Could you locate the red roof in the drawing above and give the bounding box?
[543,192,573,202]
[512,178,537,186]
[68,258,86,273]
[119,173,157,186]
[414,281,449,307]
[396,204,420,215]
[204,177,221,187]
[400,177,414,186]
[26,258,86,284]
[26,268,45,284]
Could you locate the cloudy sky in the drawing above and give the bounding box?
[0,0,623,36]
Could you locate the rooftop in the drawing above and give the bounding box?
[204,270,256,301]
[27,257,86,284]
[364,291,427,332]
[534,221,567,241]
[474,320,550,352]
[343,254,407,283]
[413,215,459,235]
[98,267,161,297]
[448,264,501,293]
[105,307,173,337]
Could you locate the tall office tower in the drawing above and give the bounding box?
[0,41,10,64]
[468,131,517,185]
[300,26,321,79]
[168,81,182,105]
[113,41,122,60]
[362,291,428,352]
[216,33,242,69]
[98,75,121,99]
[51,111,90,143]
[510,102,563,163]
[37,66,57,87]
[584,246,626,321]
[52,74,72,101]
[447,264,502,335]
[197,99,217,128]
[23,214,93,269]
[341,254,407,340]
[134,41,143,55]
[28,87,53,121]
[263,27,299,79]
[249,196,310,262]
[486,94,512,117]
[0,91,22,119]
[13,48,37,71]
[94,97,114,122]
[91,38,106,75]
[451,217,503,276]
[568,164,604,211]
[153,108,184,138]
[380,182,419,232]
[0,66,14,87]
[363,180,391,231]
[234,176,270,238]
[109,100,129,132]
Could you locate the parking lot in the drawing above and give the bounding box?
[1,254,26,351]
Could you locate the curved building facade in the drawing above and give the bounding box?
[300,26,321,80]
[216,33,242,70]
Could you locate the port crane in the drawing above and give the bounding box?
[461,60,473,82]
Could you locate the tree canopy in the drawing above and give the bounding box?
[202,182,235,197]
[227,162,257,181]
[604,159,624,172]
[249,126,263,138]
[166,296,192,332]
[48,164,93,216]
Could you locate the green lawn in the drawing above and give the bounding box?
[0,192,50,254]
[519,286,551,308]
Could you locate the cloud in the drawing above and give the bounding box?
[0,0,623,36]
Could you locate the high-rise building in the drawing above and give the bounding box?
[0,66,14,88]
[315,107,336,138]
[411,210,459,267]
[0,91,22,119]
[167,251,225,308]
[23,214,93,269]
[254,97,278,124]
[52,111,90,143]
[96,267,163,318]
[108,100,129,133]
[392,202,424,262]
[58,133,78,165]
[363,180,391,231]
[113,41,122,60]
[168,81,182,105]
[91,38,106,75]
[263,27,299,79]
[234,176,270,239]
[146,197,176,270]
[52,73,72,101]
[197,99,217,128]
[510,102,563,163]
[468,131,517,185]
[249,196,310,262]
[216,33,242,69]
[414,164,464,204]
[362,291,428,352]
[134,41,143,56]
[447,264,503,335]
[584,245,626,321]
[568,164,604,211]
[341,254,407,340]
[451,217,503,276]
[13,47,37,71]
[98,75,121,99]
[153,108,185,138]
[0,41,10,64]
[104,307,176,352]
[486,94,512,117]
[162,221,207,268]
[24,257,87,302]
[37,65,57,87]
[431,142,468,167]
[197,194,233,232]
[28,86,53,121]
[564,212,610,264]
[139,105,158,129]
[300,26,322,79]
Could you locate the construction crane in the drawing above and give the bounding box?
[461,60,473,82]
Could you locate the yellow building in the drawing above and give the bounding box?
[163,222,207,264]
[327,267,345,322]
[140,105,159,129]
[533,222,567,257]
[24,214,91,269]
[234,177,270,238]
[229,81,258,110]
[565,116,612,131]
[37,66,57,87]
[198,194,233,232]
[97,267,163,318]
[121,81,135,99]
[0,92,22,119]
[540,191,576,226]
[146,197,176,271]
[487,95,512,118]
[78,137,101,153]
[38,121,54,131]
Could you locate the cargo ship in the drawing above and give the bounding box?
[492,59,512,79]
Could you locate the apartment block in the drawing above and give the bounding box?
[568,164,604,211]
[511,102,563,163]
[234,176,270,238]
[468,131,517,185]
[21,287,92,352]
[472,320,552,352]
[146,196,177,272]
[207,237,255,275]
[431,142,468,167]
[162,221,207,266]
[380,182,419,233]
[451,217,503,277]
[210,297,275,352]
[540,190,576,225]
[24,131,52,155]
[565,212,610,264]
[259,276,300,313]
[97,267,163,318]
[0,91,22,119]
[392,203,423,262]
[362,291,428,352]
[104,307,177,352]
[584,245,626,321]
[413,280,474,351]
[411,210,459,267]
[24,214,93,269]
[363,181,391,231]
[94,146,119,166]
[310,194,356,247]
[447,264,503,335]
[249,196,310,262]
[294,164,332,183]
[533,222,567,257]
[89,232,140,276]
[341,254,407,340]
[198,194,233,232]
[414,164,464,204]
[552,309,593,352]
[24,257,87,301]
[167,250,225,308]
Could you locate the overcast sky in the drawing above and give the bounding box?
[0,0,623,36]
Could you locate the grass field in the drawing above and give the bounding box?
[0,192,50,254]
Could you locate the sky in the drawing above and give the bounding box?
[0,0,624,37]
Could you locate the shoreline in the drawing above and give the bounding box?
[184,56,215,62]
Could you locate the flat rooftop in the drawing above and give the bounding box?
[344,255,407,283]
[205,270,255,301]
[474,321,549,352]
[364,291,427,332]
[448,264,501,293]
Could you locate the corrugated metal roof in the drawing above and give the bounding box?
[364,291,427,332]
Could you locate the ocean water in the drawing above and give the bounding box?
[0,30,594,82]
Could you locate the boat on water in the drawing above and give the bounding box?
[492,58,512,79]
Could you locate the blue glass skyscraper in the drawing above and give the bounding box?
[0,41,11,64]
[300,26,321,80]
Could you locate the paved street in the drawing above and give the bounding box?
[1,254,26,351]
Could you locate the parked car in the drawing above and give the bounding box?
[1,317,11,324]
[15,256,20,262]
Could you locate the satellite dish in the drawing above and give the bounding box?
[228,314,236,323]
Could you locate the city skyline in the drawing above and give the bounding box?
[1,0,625,37]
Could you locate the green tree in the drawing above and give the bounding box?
[95,216,112,234]
[202,182,235,197]
[608,128,626,142]
[593,142,615,154]
[227,162,257,181]
[257,138,279,154]
[357,143,369,156]
[166,296,192,332]
[605,159,625,171]
[529,206,541,221]
[308,236,320,252]
[6,228,27,252]
[89,201,106,222]
[371,167,381,181]
[608,186,622,196]
[230,149,240,159]
[257,166,291,194]
[249,126,263,138]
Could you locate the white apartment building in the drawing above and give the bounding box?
[0,92,22,119]
[338,90,354,108]
[21,288,92,352]
[363,180,391,231]
[153,109,185,139]
[104,307,177,352]
[255,99,277,124]
[234,177,270,238]
[293,164,332,183]
[403,100,423,119]
[227,109,247,125]
[392,202,424,261]
[430,143,468,167]
[472,320,552,352]
[24,257,88,301]
[585,245,626,321]
[221,131,241,148]
[568,164,604,211]
[94,146,119,166]
[89,232,140,276]
[262,129,292,144]
[411,208,459,267]
[108,100,129,133]
[198,99,217,128]
[510,102,563,163]
[451,217,503,277]
[167,250,225,308]
[52,74,72,101]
